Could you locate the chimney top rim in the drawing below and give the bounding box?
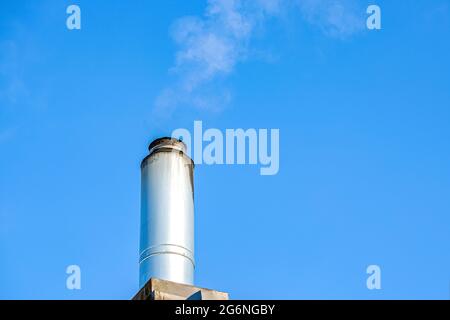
[148,137,187,154]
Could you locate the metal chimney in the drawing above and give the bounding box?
[139,137,195,288]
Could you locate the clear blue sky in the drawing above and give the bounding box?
[1,0,449,299]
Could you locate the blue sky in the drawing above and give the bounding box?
[1,0,449,299]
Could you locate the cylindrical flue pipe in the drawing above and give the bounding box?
[139,137,195,288]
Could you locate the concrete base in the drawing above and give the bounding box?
[133,278,229,300]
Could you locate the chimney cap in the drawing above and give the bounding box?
[148,137,187,155]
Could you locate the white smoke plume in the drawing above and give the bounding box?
[155,0,364,115]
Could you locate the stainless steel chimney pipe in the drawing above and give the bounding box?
[139,138,195,288]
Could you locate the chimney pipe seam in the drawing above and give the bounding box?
[139,244,195,267]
